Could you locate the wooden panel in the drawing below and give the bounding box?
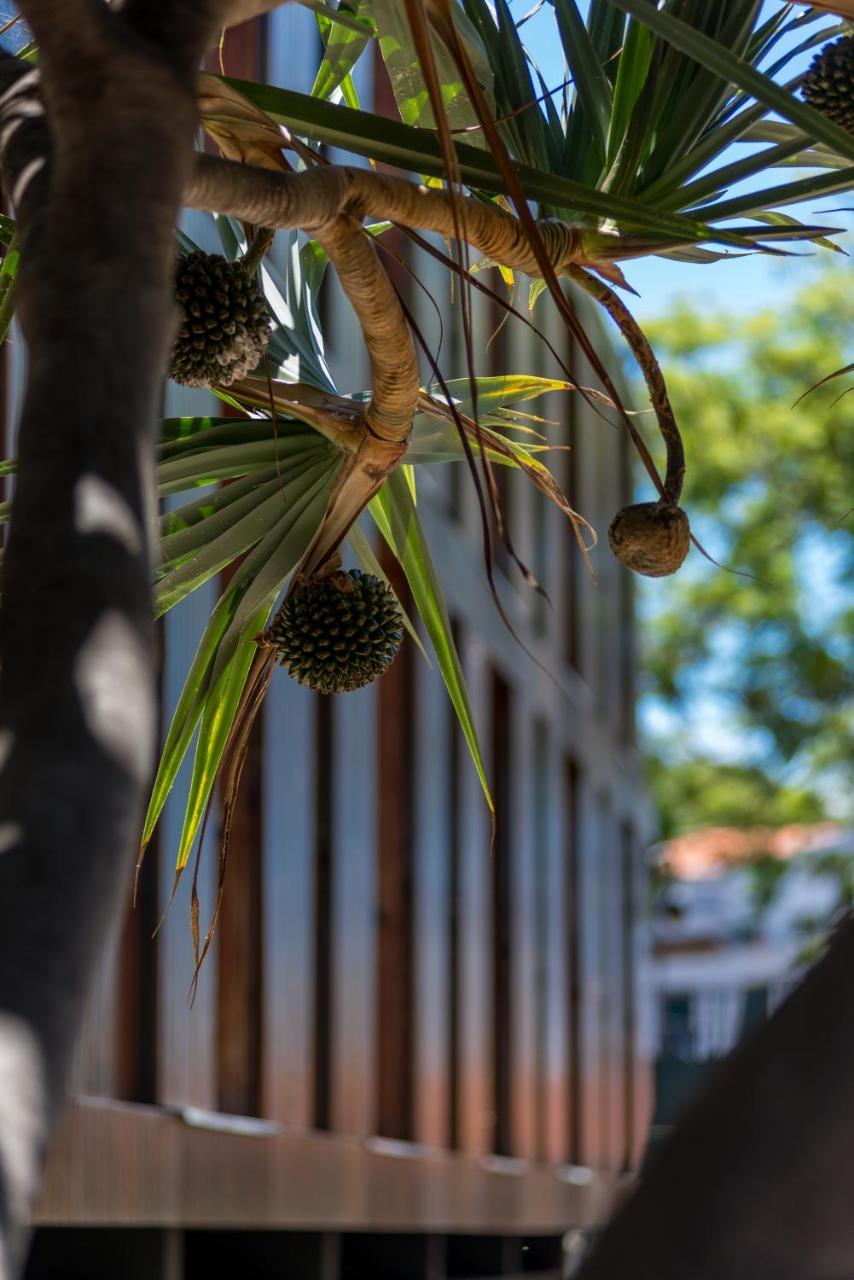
[115,842,160,1105]
[330,684,377,1135]
[509,704,536,1159]
[376,556,416,1139]
[542,737,568,1167]
[216,705,264,1118]
[489,668,512,1156]
[37,1099,619,1233]
[413,639,452,1148]
[575,771,601,1169]
[313,694,335,1130]
[457,633,492,1156]
[563,760,583,1167]
[261,673,316,1128]
[600,797,625,1173]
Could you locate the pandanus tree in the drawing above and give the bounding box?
[0,1,852,1276]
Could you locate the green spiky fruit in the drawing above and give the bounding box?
[270,569,404,694]
[169,251,270,388]
[608,502,690,578]
[802,35,854,135]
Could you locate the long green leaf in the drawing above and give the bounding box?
[175,601,271,872]
[156,440,321,492]
[608,0,854,164]
[0,230,19,348]
[699,165,854,222]
[311,2,375,102]
[141,585,242,848]
[370,470,492,812]
[155,456,333,616]
[553,0,611,162]
[366,0,490,136]
[159,477,285,565]
[347,520,431,664]
[226,76,766,244]
[159,467,282,538]
[174,465,339,870]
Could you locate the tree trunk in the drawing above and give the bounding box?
[578,916,854,1280]
[0,4,225,1274]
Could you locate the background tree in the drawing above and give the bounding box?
[639,266,853,837]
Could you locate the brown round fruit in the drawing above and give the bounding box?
[607,502,690,578]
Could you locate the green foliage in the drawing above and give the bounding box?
[271,0,854,257]
[642,267,854,831]
[647,756,827,841]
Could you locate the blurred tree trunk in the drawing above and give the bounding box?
[0,3,226,1274]
[578,916,854,1280]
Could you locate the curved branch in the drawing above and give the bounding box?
[569,265,685,505]
[314,215,420,445]
[186,153,609,277]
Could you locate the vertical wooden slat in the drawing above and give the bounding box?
[490,668,512,1156]
[447,643,463,1150]
[115,835,159,1104]
[216,706,264,1118]
[564,759,583,1166]
[376,556,416,1140]
[205,15,270,1125]
[457,633,492,1156]
[576,768,603,1168]
[620,821,637,1172]
[313,694,334,1131]
[261,675,316,1127]
[413,636,453,1148]
[531,719,550,1162]
[510,704,537,1159]
[542,735,568,1166]
[330,683,377,1135]
[592,792,625,1173]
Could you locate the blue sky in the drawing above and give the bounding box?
[513,1,854,320]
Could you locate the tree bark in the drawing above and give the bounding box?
[0,4,225,1274]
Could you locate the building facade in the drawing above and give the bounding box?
[18,10,653,1279]
[650,822,854,1145]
